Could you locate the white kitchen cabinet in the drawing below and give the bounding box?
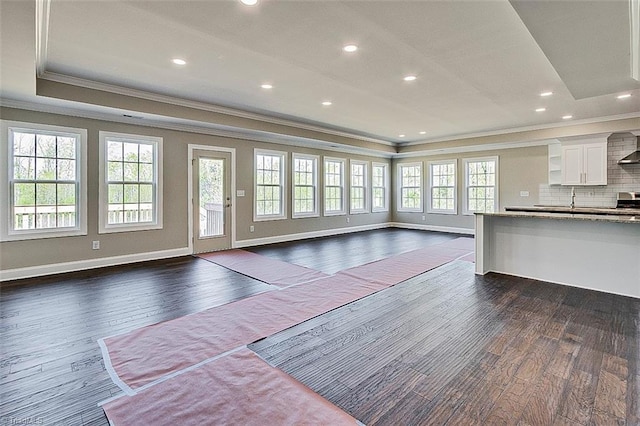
[561,139,607,185]
[548,142,562,185]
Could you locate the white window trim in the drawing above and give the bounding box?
[349,160,369,214]
[397,161,423,213]
[292,153,319,219]
[463,156,499,215]
[1,120,88,242]
[323,156,346,216]
[427,159,458,215]
[371,162,389,213]
[99,131,163,234]
[254,148,287,222]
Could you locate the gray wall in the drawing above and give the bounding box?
[2,106,621,274]
[0,107,391,270]
[392,145,548,229]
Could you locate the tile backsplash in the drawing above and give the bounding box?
[539,133,640,207]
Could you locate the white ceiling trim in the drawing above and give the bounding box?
[631,0,640,81]
[35,0,51,77]
[394,139,555,159]
[399,111,640,147]
[37,71,395,148]
[0,98,393,159]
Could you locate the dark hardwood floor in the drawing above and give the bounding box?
[251,261,640,425]
[1,229,638,425]
[247,228,460,274]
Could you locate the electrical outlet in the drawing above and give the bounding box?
[520,191,530,197]
[422,215,426,221]
[346,217,350,223]
[250,225,254,232]
[92,241,100,250]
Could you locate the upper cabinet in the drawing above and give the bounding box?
[548,141,562,185]
[560,136,609,186]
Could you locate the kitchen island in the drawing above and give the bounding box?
[475,211,640,298]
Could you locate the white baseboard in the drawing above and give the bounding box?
[389,222,474,236]
[0,247,191,282]
[235,223,394,248]
[1,223,472,282]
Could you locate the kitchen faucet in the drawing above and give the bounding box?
[570,187,576,209]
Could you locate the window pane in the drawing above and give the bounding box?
[124,184,139,203]
[109,184,124,203]
[13,132,35,156]
[57,184,76,205]
[139,144,153,163]
[36,158,56,180]
[123,143,139,162]
[14,183,36,206]
[139,163,154,182]
[36,183,56,205]
[13,157,35,180]
[36,135,56,157]
[108,141,122,161]
[57,159,76,181]
[108,161,123,182]
[124,162,138,181]
[57,137,76,159]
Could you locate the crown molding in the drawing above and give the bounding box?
[399,112,640,147]
[35,0,51,77]
[394,139,554,158]
[0,98,393,159]
[37,71,395,148]
[631,0,639,81]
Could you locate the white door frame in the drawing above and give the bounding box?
[188,144,237,253]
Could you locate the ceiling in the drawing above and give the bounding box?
[1,0,639,148]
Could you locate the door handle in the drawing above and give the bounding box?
[225,204,231,208]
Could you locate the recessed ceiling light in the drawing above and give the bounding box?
[562,115,573,120]
[540,91,553,97]
[322,101,332,106]
[403,75,417,82]
[617,93,632,99]
[419,131,426,135]
[343,44,358,53]
[399,134,406,138]
[240,0,258,5]
[172,58,186,65]
[535,107,546,112]
[261,84,273,89]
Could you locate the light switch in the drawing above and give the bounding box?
[237,190,245,197]
[520,191,530,197]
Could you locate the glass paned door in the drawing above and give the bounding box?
[193,150,231,253]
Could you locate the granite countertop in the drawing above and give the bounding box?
[505,205,640,216]
[479,210,640,224]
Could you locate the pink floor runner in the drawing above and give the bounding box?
[338,245,472,285]
[102,348,357,426]
[198,249,329,288]
[100,238,474,392]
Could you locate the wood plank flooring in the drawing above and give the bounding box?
[250,261,640,426]
[1,229,638,425]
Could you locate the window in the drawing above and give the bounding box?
[1,121,87,241]
[397,162,423,212]
[292,153,318,218]
[428,160,457,214]
[371,162,389,212]
[99,132,163,233]
[255,149,286,220]
[350,160,368,214]
[464,157,498,214]
[324,157,346,215]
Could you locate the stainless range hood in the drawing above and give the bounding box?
[618,136,640,164]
